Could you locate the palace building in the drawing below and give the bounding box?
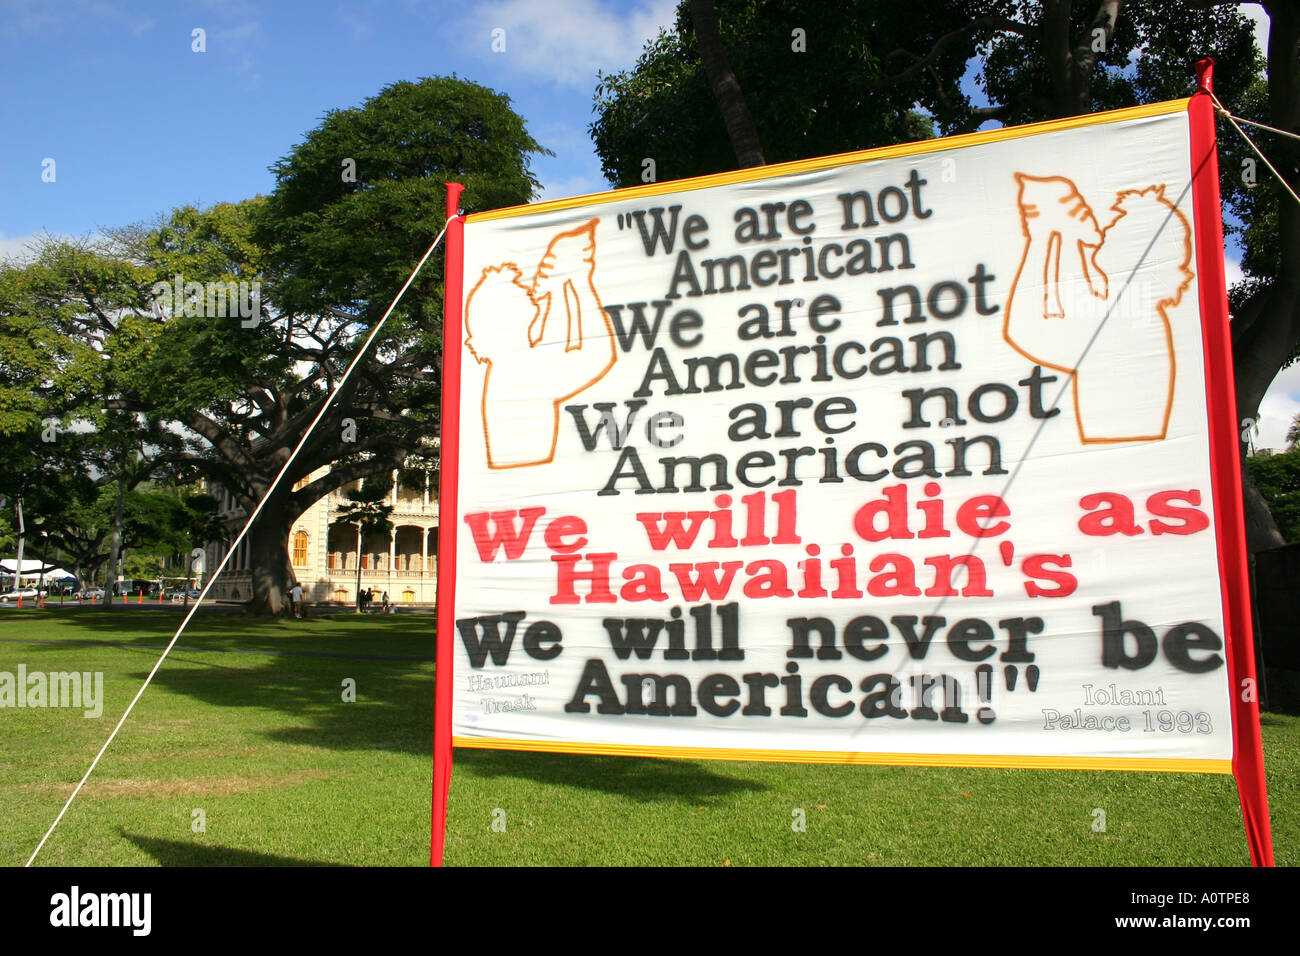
[205,468,440,606]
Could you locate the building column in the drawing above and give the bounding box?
[421,526,430,603]
[423,471,430,508]
[388,527,396,596]
[391,469,399,508]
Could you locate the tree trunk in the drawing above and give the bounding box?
[1242,470,1286,552]
[243,498,294,616]
[1233,284,1297,554]
[104,473,125,607]
[13,499,23,598]
[690,0,766,168]
[1232,2,1300,553]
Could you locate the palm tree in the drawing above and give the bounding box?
[1287,413,1300,450]
[332,476,393,614]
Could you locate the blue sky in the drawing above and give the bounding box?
[0,0,678,239]
[3,0,1292,445]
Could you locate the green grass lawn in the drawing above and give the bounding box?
[0,606,1294,866]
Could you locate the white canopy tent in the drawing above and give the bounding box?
[0,558,76,586]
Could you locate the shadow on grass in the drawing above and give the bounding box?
[456,748,768,803]
[10,607,435,645]
[5,609,438,758]
[19,613,756,803]
[122,831,341,866]
[138,657,435,757]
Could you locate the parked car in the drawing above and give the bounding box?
[113,580,160,597]
[0,587,43,603]
[74,588,106,601]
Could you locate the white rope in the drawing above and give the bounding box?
[26,219,454,867]
[1216,108,1300,144]
[1211,92,1300,209]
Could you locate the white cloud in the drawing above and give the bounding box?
[4,0,159,38]
[460,0,679,89]
[533,172,610,203]
[0,231,107,266]
[1256,363,1300,451]
[1241,2,1270,56]
[1224,255,1245,288]
[200,0,259,16]
[1216,252,1298,451]
[210,21,264,90]
[0,232,51,264]
[213,20,262,45]
[337,0,379,41]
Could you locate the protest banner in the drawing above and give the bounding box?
[432,64,1271,865]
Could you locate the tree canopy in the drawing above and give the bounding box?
[591,0,967,186]
[0,75,549,613]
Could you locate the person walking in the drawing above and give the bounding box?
[381,591,390,614]
[290,581,304,619]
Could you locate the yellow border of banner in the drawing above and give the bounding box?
[454,737,1230,773]
[468,98,1190,224]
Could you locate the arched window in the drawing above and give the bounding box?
[293,531,309,567]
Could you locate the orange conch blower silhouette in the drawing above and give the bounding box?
[1004,174,1194,443]
[465,219,617,468]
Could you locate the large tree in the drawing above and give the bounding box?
[1,77,548,615]
[591,0,972,186]
[0,239,188,600]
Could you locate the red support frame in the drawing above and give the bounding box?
[429,75,1274,864]
[431,183,465,867]
[1190,58,1273,866]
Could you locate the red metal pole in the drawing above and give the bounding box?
[1191,56,1274,866]
[431,183,465,867]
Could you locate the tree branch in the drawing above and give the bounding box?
[883,16,1034,87]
